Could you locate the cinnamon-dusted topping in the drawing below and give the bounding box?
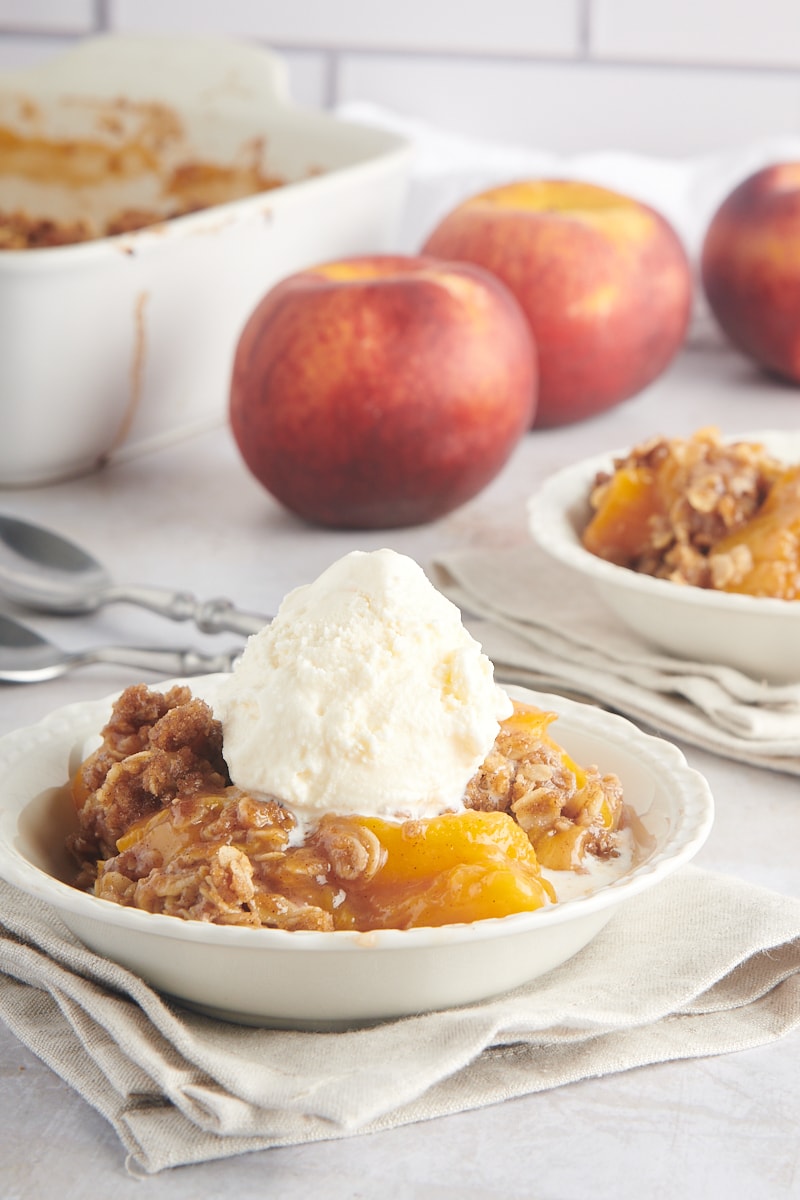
[68,684,229,870]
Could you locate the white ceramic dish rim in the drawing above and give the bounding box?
[0,151,411,270]
[0,683,714,954]
[528,428,800,620]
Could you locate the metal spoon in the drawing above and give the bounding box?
[0,513,266,636]
[0,613,240,683]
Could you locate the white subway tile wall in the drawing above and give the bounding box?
[108,0,583,57]
[2,0,800,152]
[0,0,94,34]
[338,55,800,156]
[593,0,800,68]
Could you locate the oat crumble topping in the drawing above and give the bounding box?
[66,685,628,931]
[583,427,799,597]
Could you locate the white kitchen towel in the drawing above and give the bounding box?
[1,870,798,1174]
[431,545,800,775]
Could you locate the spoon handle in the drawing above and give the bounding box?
[87,645,241,675]
[103,586,266,636]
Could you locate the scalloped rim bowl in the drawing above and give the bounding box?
[0,680,713,1028]
[528,429,800,685]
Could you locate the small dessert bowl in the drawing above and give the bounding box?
[0,679,713,1029]
[528,429,800,685]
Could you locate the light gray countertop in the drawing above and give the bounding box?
[1,341,798,1199]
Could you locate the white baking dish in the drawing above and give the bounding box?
[0,35,412,486]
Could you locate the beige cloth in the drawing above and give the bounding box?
[1,871,799,1174]
[432,546,800,775]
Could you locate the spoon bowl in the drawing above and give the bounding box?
[0,514,267,636]
[0,514,111,612]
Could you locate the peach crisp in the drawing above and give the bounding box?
[66,683,629,932]
[582,427,800,599]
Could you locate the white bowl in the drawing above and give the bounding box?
[0,681,713,1029]
[528,429,800,685]
[0,35,411,486]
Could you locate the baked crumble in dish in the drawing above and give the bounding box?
[0,117,286,249]
[0,200,234,248]
[0,171,285,249]
[582,426,800,599]
[66,683,629,933]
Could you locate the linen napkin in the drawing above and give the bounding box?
[1,870,799,1175]
[431,545,800,776]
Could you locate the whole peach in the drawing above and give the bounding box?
[422,180,692,428]
[229,255,537,528]
[702,162,800,381]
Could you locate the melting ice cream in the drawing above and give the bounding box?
[213,549,512,825]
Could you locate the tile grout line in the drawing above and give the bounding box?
[94,0,110,33]
[579,0,592,58]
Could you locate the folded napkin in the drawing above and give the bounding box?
[432,545,800,776]
[1,870,799,1175]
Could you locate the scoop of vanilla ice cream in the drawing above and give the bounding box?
[213,548,512,824]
